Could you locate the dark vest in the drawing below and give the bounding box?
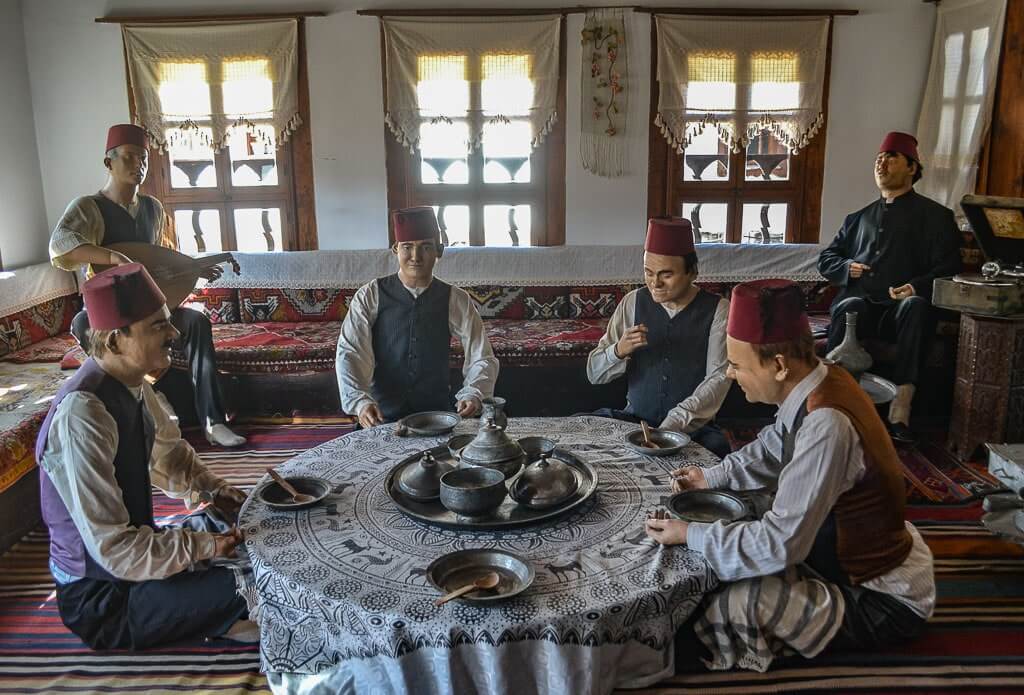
[91,193,160,246]
[791,366,914,585]
[370,274,453,421]
[36,358,156,581]
[626,287,720,425]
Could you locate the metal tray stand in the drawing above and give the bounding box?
[386,448,599,529]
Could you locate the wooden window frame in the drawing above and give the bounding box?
[380,18,567,247]
[126,17,318,252]
[646,16,834,244]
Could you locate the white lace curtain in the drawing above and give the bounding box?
[654,15,829,154]
[122,20,301,152]
[915,0,1006,213]
[382,15,562,153]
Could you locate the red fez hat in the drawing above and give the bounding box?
[82,263,167,330]
[878,131,919,163]
[645,217,695,257]
[392,207,440,243]
[727,279,810,344]
[105,124,148,153]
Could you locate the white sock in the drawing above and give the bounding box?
[888,384,916,426]
[206,421,246,447]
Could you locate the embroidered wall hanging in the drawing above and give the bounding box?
[580,9,629,177]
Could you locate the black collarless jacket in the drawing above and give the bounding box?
[818,189,961,304]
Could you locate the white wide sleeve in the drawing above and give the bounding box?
[586,290,636,385]
[336,282,380,417]
[450,287,498,404]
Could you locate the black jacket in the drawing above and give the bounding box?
[818,189,961,304]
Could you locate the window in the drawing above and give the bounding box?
[128,21,318,253]
[382,17,566,247]
[649,17,833,244]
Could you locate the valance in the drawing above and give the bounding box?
[654,15,829,154]
[122,19,300,152]
[382,15,562,153]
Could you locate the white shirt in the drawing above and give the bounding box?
[586,288,730,432]
[688,362,936,618]
[39,379,226,582]
[49,194,165,272]
[335,278,499,417]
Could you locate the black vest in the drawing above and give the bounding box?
[36,358,156,581]
[91,193,160,246]
[370,274,453,420]
[626,287,719,425]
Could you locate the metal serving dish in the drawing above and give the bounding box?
[386,448,598,529]
[458,418,526,479]
[859,372,898,405]
[517,436,556,458]
[427,549,535,603]
[509,453,579,509]
[439,467,507,517]
[623,428,691,456]
[258,476,332,510]
[397,411,461,436]
[447,433,476,459]
[397,449,454,501]
[668,490,750,523]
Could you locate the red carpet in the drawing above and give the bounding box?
[1,417,1022,694]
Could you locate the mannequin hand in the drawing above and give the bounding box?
[670,466,708,493]
[848,262,871,279]
[889,284,915,300]
[614,324,649,358]
[213,527,244,558]
[457,398,481,417]
[358,404,384,429]
[645,517,689,546]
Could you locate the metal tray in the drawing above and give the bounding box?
[427,549,535,603]
[386,448,598,529]
[397,411,461,436]
[668,490,750,523]
[860,372,897,405]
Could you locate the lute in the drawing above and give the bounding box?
[95,242,240,309]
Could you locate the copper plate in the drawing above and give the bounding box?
[426,549,534,603]
[668,490,749,523]
[257,476,332,510]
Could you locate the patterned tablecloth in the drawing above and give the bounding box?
[240,416,720,695]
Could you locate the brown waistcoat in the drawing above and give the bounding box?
[805,365,913,584]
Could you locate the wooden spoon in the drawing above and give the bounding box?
[434,571,501,606]
[267,468,315,504]
[640,421,658,449]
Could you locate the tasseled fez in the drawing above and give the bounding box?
[82,264,166,330]
[878,131,919,164]
[392,206,440,243]
[644,217,695,257]
[105,124,148,153]
[727,279,810,344]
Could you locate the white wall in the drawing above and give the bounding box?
[20,0,938,251]
[0,0,48,269]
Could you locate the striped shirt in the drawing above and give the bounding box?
[687,361,936,618]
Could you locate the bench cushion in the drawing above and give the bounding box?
[237,289,354,323]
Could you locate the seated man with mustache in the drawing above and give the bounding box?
[36,264,255,649]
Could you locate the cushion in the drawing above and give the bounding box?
[183,287,239,324]
[458,319,607,366]
[0,361,71,492]
[568,285,639,319]
[0,295,78,359]
[237,288,353,323]
[0,334,78,364]
[211,321,342,373]
[0,410,46,493]
[464,286,526,319]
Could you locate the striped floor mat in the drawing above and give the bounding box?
[1,417,1022,694]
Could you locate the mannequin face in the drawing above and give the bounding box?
[394,239,442,287]
[725,336,788,405]
[643,251,696,305]
[104,144,149,188]
[874,151,916,193]
[104,306,179,376]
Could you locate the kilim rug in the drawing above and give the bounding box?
[1,418,1022,695]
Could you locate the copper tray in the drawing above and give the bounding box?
[385,447,598,529]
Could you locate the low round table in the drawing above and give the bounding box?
[240,416,720,695]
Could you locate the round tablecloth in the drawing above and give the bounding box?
[240,416,720,695]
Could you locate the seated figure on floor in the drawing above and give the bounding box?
[336,206,499,429]
[818,131,961,444]
[586,217,731,458]
[36,264,254,650]
[49,124,244,447]
[645,279,935,672]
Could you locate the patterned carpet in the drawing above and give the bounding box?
[0,418,1022,694]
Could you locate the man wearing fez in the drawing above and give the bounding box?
[49,124,244,447]
[646,280,934,671]
[36,264,255,650]
[818,131,961,443]
[587,217,731,458]
[336,207,498,428]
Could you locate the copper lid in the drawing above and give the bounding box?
[398,450,454,500]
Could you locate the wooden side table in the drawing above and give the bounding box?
[948,313,1024,460]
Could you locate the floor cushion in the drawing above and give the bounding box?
[0,334,78,364]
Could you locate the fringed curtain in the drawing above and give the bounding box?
[122,20,301,152]
[382,15,562,153]
[655,15,829,154]
[915,0,1007,212]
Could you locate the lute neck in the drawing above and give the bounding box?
[197,252,234,268]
